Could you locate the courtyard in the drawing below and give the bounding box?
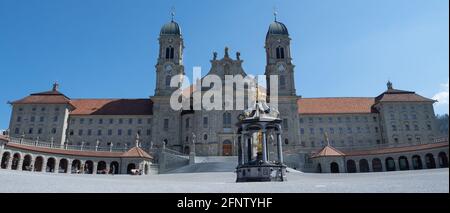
[0,168,448,193]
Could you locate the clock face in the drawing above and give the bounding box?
[277,64,285,72]
[164,64,173,72]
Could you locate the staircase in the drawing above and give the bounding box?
[166,156,238,173]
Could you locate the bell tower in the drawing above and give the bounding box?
[155,13,185,96]
[264,13,296,96]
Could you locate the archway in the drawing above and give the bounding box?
[127,163,136,174]
[412,155,423,170]
[84,161,94,174]
[1,152,11,169]
[97,161,107,174]
[316,163,322,173]
[385,157,396,171]
[372,158,382,172]
[34,156,44,172]
[359,159,370,173]
[425,153,436,169]
[438,152,448,168]
[110,161,119,174]
[398,156,409,170]
[184,146,190,154]
[46,158,56,172]
[21,155,32,171]
[346,160,356,173]
[59,159,68,173]
[71,160,81,174]
[222,140,232,156]
[11,153,21,170]
[330,162,339,173]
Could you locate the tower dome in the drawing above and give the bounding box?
[267,21,289,37]
[160,21,181,36]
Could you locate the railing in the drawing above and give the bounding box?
[7,137,133,153]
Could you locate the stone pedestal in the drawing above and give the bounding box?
[236,163,287,182]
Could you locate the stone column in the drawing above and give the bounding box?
[67,160,73,174]
[421,156,427,169]
[17,157,24,171]
[6,156,13,170]
[394,158,400,171]
[237,135,243,165]
[242,134,247,164]
[92,161,98,175]
[261,130,267,163]
[355,160,360,173]
[54,160,60,173]
[434,155,441,168]
[106,162,110,174]
[277,133,283,164]
[42,158,48,172]
[368,159,373,172]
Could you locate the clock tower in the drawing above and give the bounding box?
[155,16,185,96]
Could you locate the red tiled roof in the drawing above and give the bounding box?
[375,88,435,103]
[70,99,153,115]
[298,97,375,115]
[122,147,153,159]
[5,142,153,159]
[11,90,73,107]
[0,135,8,142]
[312,145,345,158]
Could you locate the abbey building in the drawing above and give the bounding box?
[1,17,448,174]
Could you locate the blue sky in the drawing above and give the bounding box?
[0,0,448,129]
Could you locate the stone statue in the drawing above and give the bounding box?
[224,47,229,58]
[236,52,240,60]
[213,52,217,60]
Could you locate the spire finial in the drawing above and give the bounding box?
[171,6,175,21]
[273,6,278,21]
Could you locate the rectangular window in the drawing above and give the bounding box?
[127,129,132,136]
[119,118,123,124]
[28,128,33,134]
[70,118,75,124]
[318,118,323,123]
[38,128,42,134]
[78,129,83,136]
[147,118,152,124]
[357,127,361,133]
[97,130,102,136]
[300,128,304,134]
[89,119,93,124]
[14,128,20,134]
[52,128,56,134]
[69,129,74,135]
[128,118,133,124]
[99,119,103,124]
[347,127,352,133]
[109,118,114,124]
[203,117,208,128]
[30,116,35,122]
[39,116,44,122]
[108,129,112,135]
[16,116,21,122]
[80,118,84,124]
[118,129,122,136]
[319,128,324,134]
[328,117,333,123]
[87,129,92,136]
[309,128,314,134]
[299,118,304,124]
[138,118,142,124]
[146,129,151,136]
[337,117,342,123]
[339,127,343,134]
[330,128,334,134]
[308,117,313,123]
[375,127,379,133]
[164,119,169,130]
[283,119,288,129]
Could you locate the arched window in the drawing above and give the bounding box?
[412,155,423,169]
[385,157,396,171]
[165,46,175,59]
[359,159,370,172]
[346,160,357,173]
[330,162,339,173]
[372,158,382,172]
[223,112,231,127]
[398,156,409,170]
[276,46,285,59]
[438,152,448,168]
[185,118,190,129]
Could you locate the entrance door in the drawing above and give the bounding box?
[222,140,232,156]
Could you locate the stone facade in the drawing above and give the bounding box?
[3,17,448,174]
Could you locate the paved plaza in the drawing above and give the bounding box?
[0,168,448,193]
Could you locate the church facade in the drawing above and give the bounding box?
[1,17,448,174]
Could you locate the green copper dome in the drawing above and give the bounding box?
[160,21,181,36]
